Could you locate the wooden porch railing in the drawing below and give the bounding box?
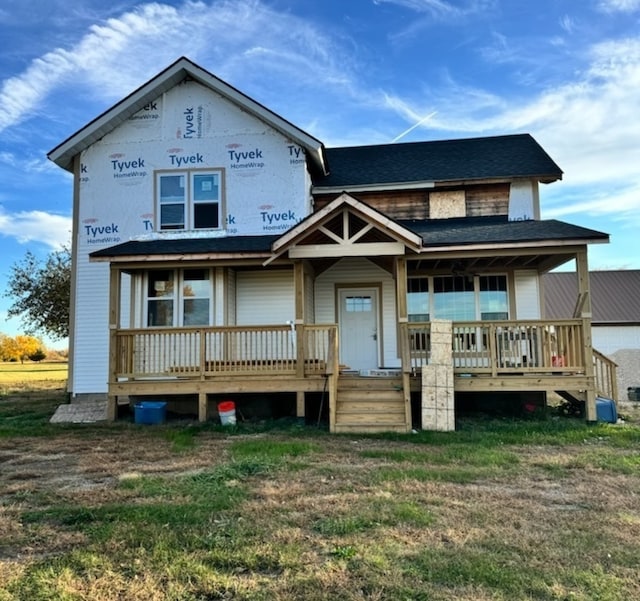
[593,349,618,401]
[112,324,338,380]
[400,319,588,375]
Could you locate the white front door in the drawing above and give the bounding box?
[338,287,379,372]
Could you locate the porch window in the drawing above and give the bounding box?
[183,269,211,326]
[146,269,212,326]
[408,278,429,322]
[406,275,509,321]
[434,276,475,321]
[479,275,509,320]
[157,170,222,231]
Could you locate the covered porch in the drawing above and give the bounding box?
[96,195,612,431]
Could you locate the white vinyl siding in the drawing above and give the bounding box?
[70,255,110,394]
[236,270,294,325]
[592,326,640,355]
[514,270,541,319]
[226,268,237,325]
[305,272,315,324]
[120,273,132,329]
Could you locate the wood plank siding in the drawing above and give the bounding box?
[313,184,509,220]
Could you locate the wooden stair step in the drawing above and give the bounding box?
[337,401,405,413]
[336,414,406,426]
[337,390,404,402]
[334,424,409,434]
[338,378,403,391]
[334,375,409,434]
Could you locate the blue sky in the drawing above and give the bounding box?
[1,0,639,348]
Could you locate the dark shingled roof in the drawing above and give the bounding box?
[544,270,640,324]
[397,216,609,247]
[91,217,607,259]
[90,235,279,258]
[314,134,563,188]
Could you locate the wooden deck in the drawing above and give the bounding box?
[107,319,616,430]
[401,319,617,402]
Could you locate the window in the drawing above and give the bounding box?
[345,296,373,312]
[183,269,211,326]
[157,170,222,231]
[147,270,175,326]
[407,275,509,321]
[479,275,509,320]
[146,269,212,326]
[407,278,429,322]
[433,276,475,321]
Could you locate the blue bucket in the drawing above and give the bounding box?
[595,397,617,424]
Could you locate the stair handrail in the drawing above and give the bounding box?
[593,348,618,401]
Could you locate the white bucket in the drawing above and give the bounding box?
[218,400,236,426]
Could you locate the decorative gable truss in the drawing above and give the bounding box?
[266,192,422,264]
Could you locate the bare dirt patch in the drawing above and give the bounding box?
[0,433,231,498]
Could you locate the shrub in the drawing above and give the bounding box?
[28,348,47,362]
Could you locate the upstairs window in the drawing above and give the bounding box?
[157,170,222,231]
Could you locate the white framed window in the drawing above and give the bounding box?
[146,269,213,327]
[433,276,476,321]
[407,278,429,322]
[479,275,509,320]
[157,170,222,231]
[345,296,373,312]
[407,275,509,322]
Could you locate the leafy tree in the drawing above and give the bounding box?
[0,334,18,362]
[0,334,42,363]
[15,335,41,363]
[4,246,70,340]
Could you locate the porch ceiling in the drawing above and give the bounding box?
[408,251,577,273]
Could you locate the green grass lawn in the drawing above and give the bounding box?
[0,361,67,395]
[1,385,639,600]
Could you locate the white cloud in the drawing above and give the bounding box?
[382,37,640,181]
[559,14,577,34]
[0,207,71,248]
[373,0,495,17]
[0,0,356,133]
[0,150,59,174]
[597,0,640,12]
[544,182,640,223]
[377,0,497,44]
[373,0,460,16]
[376,35,640,224]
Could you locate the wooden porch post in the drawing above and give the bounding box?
[327,327,339,433]
[294,261,306,418]
[198,392,207,422]
[576,248,597,422]
[395,257,412,432]
[107,264,121,421]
